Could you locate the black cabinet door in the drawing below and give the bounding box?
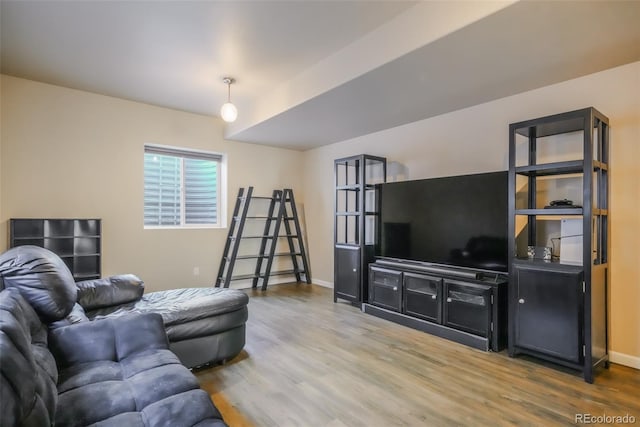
[443,280,492,337]
[334,245,361,302]
[369,266,402,312]
[514,266,583,363]
[403,273,442,323]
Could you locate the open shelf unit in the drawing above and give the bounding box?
[10,218,102,281]
[507,107,609,383]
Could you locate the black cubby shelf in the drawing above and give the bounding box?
[9,218,102,282]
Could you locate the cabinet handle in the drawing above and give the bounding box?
[446,297,452,303]
[431,295,437,300]
[518,298,525,304]
[393,286,398,291]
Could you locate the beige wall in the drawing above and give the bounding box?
[0,75,304,292]
[302,62,640,362]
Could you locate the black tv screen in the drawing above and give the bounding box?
[377,171,508,272]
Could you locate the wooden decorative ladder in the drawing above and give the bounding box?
[215,187,311,290]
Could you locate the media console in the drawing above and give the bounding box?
[363,258,508,351]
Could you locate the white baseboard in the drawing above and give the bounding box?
[312,279,333,288]
[609,351,640,369]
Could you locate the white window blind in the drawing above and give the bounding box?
[144,145,223,227]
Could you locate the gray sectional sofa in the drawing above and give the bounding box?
[0,245,249,426]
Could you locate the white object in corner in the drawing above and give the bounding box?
[560,219,583,264]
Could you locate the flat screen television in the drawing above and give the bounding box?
[377,171,508,272]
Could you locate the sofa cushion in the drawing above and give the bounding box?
[49,312,169,368]
[87,412,145,427]
[85,391,226,427]
[141,390,227,427]
[0,288,58,427]
[0,245,77,322]
[49,312,225,427]
[76,274,145,310]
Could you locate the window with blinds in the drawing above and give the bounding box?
[144,145,223,227]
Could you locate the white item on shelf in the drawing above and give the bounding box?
[560,219,583,264]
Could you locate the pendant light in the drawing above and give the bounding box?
[220,77,238,123]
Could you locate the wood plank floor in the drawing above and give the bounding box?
[196,283,640,426]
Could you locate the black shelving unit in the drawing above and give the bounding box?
[10,218,102,281]
[333,154,386,304]
[507,107,609,383]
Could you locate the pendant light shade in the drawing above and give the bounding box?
[220,102,238,123]
[220,77,237,123]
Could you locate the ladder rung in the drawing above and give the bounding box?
[251,196,274,200]
[233,215,278,220]
[230,255,269,260]
[241,235,275,239]
[226,274,259,281]
[261,269,305,277]
[228,253,301,261]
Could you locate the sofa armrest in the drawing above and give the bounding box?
[49,312,168,368]
[76,274,144,311]
[49,302,89,329]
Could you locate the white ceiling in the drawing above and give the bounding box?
[2,1,640,150]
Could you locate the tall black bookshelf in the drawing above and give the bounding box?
[507,108,609,383]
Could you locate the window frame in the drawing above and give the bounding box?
[143,144,226,230]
